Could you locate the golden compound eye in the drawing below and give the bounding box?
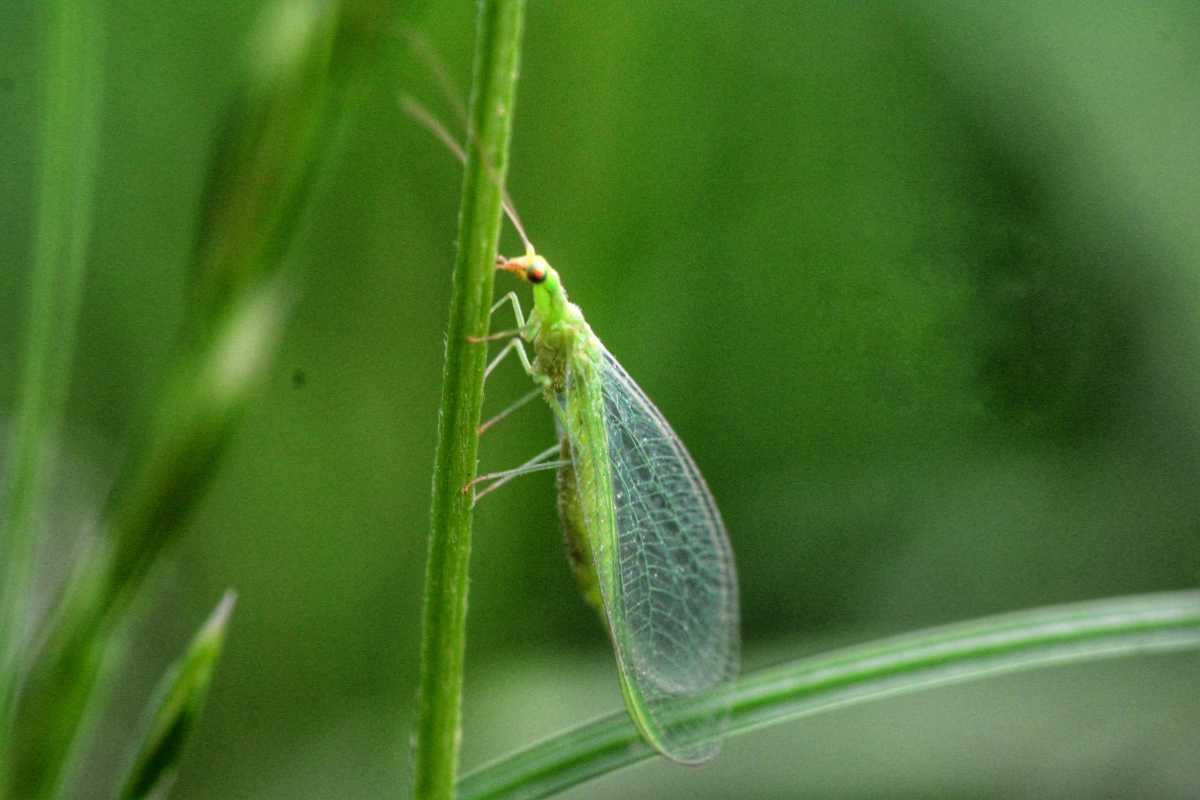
[528,266,547,284]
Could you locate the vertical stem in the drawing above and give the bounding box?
[412,2,525,798]
[0,0,102,777]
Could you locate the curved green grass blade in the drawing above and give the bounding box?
[117,592,236,800]
[458,590,1200,799]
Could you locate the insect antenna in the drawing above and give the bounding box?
[396,31,535,255]
[400,94,534,256]
[395,27,467,125]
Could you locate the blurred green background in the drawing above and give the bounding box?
[3,1,1199,797]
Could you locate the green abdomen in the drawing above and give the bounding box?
[556,437,602,615]
[554,345,613,621]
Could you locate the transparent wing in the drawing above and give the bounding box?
[567,347,740,763]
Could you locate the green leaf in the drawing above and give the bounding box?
[458,590,1200,799]
[117,592,237,800]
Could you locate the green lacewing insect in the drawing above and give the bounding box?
[477,250,741,763]
[400,86,739,762]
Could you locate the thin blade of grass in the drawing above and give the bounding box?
[458,590,1200,799]
[116,592,236,800]
[0,1,103,777]
[6,2,388,796]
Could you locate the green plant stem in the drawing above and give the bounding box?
[458,590,1200,799]
[0,0,102,776]
[412,2,526,798]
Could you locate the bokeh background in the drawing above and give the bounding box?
[3,1,1199,797]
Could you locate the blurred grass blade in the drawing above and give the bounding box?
[6,272,289,800]
[117,591,236,800]
[6,2,389,797]
[412,1,526,798]
[458,590,1200,799]
[0,0,103,770]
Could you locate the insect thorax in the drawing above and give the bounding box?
[532,303,594,394]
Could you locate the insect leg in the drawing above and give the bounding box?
[490,290,526,328]
[467,292,527,344]
[478,386,542,436]
[484,336,537,382]
[466,443,568,503]
[469,329,520,343]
